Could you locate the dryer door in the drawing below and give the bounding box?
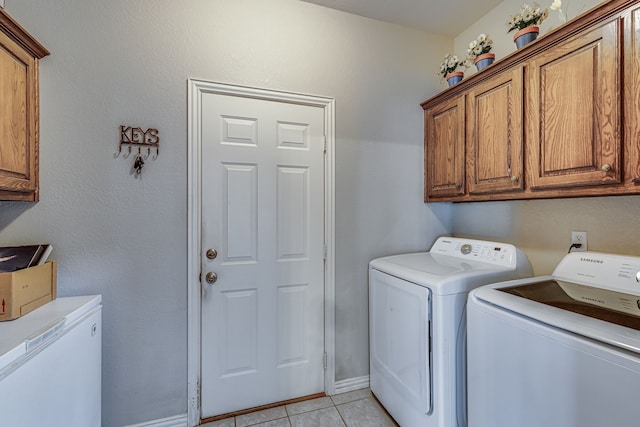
[369,268,432,418]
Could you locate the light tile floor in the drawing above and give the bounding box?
[200,388,398,427]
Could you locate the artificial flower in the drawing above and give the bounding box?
[439,53,470,79]
[507,2,550,32]
[466,33,494,59]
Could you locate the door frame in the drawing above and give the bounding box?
[186,80,336,426]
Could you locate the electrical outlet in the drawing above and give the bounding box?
[571,231,588,252]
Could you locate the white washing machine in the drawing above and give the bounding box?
[369,236,532,427]
[467,251,640,427]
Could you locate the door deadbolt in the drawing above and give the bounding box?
[205,272,218,284]
[206,249,218,260]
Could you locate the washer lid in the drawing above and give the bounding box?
[369,252,525,295]
[471,277,640,354]
[500,279,640,331]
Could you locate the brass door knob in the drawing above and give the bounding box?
[601,164,612,172]
[510,175,519,182]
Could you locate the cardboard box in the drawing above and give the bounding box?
[0,261,57,321]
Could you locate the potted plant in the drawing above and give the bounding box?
[467,33,495,71]
[507,2,550,49]
[439,54,470,87]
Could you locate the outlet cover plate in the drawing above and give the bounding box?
[571,231,587,252]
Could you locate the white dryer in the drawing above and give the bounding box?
[369,236,532,427]
[467,251,640,427]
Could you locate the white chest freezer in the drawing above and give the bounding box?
[0,295,102,426]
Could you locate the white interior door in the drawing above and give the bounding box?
[199,92,326,418]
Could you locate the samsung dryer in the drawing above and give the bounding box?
[369,236,532,427]
[467,251,640,427]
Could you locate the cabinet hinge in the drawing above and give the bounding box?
[323,244,327,260]
[323,137,327,154]
[323,352,328,370]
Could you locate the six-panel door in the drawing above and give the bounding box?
[199,93,326,418]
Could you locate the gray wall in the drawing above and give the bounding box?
[2,1,452,425]
[452,197,640,275]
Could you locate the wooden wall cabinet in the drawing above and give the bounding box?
[424,95,466,199]
[526,18,622,191]
[422,0,639,202]
[0,9,49,201]
[625,4,640,185]
[466,66,524,195]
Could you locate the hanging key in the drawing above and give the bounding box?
[134,154,145,174]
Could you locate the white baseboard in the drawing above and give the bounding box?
[126,376,368,426]
[125,413,188,427]
[333,375,370,394]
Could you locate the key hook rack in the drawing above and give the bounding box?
[118,125,159,174]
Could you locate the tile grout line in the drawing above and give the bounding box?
[206,390,378,427]
[334,401,348,427]
[249,395,371,426]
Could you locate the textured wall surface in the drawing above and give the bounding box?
[452,196,640,275]
[1,1,451,425]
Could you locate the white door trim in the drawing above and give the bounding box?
[186,80,335,426]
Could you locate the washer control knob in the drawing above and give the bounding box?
[461,244,472,255]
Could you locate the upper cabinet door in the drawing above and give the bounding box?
[424,95,465,200]
[0,9,49,201]
[466,66,524,194]
[0,31,38,195]
[527,18,622,190]
[625,5,640,184]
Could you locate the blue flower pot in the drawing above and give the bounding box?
[514,26,539,49]
[474,53,495,71]
[446,72,464,87]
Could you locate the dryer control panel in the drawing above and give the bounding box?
[430,237,520,268]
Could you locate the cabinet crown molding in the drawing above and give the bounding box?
[422,0,637,109]
[0,8,49,59]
